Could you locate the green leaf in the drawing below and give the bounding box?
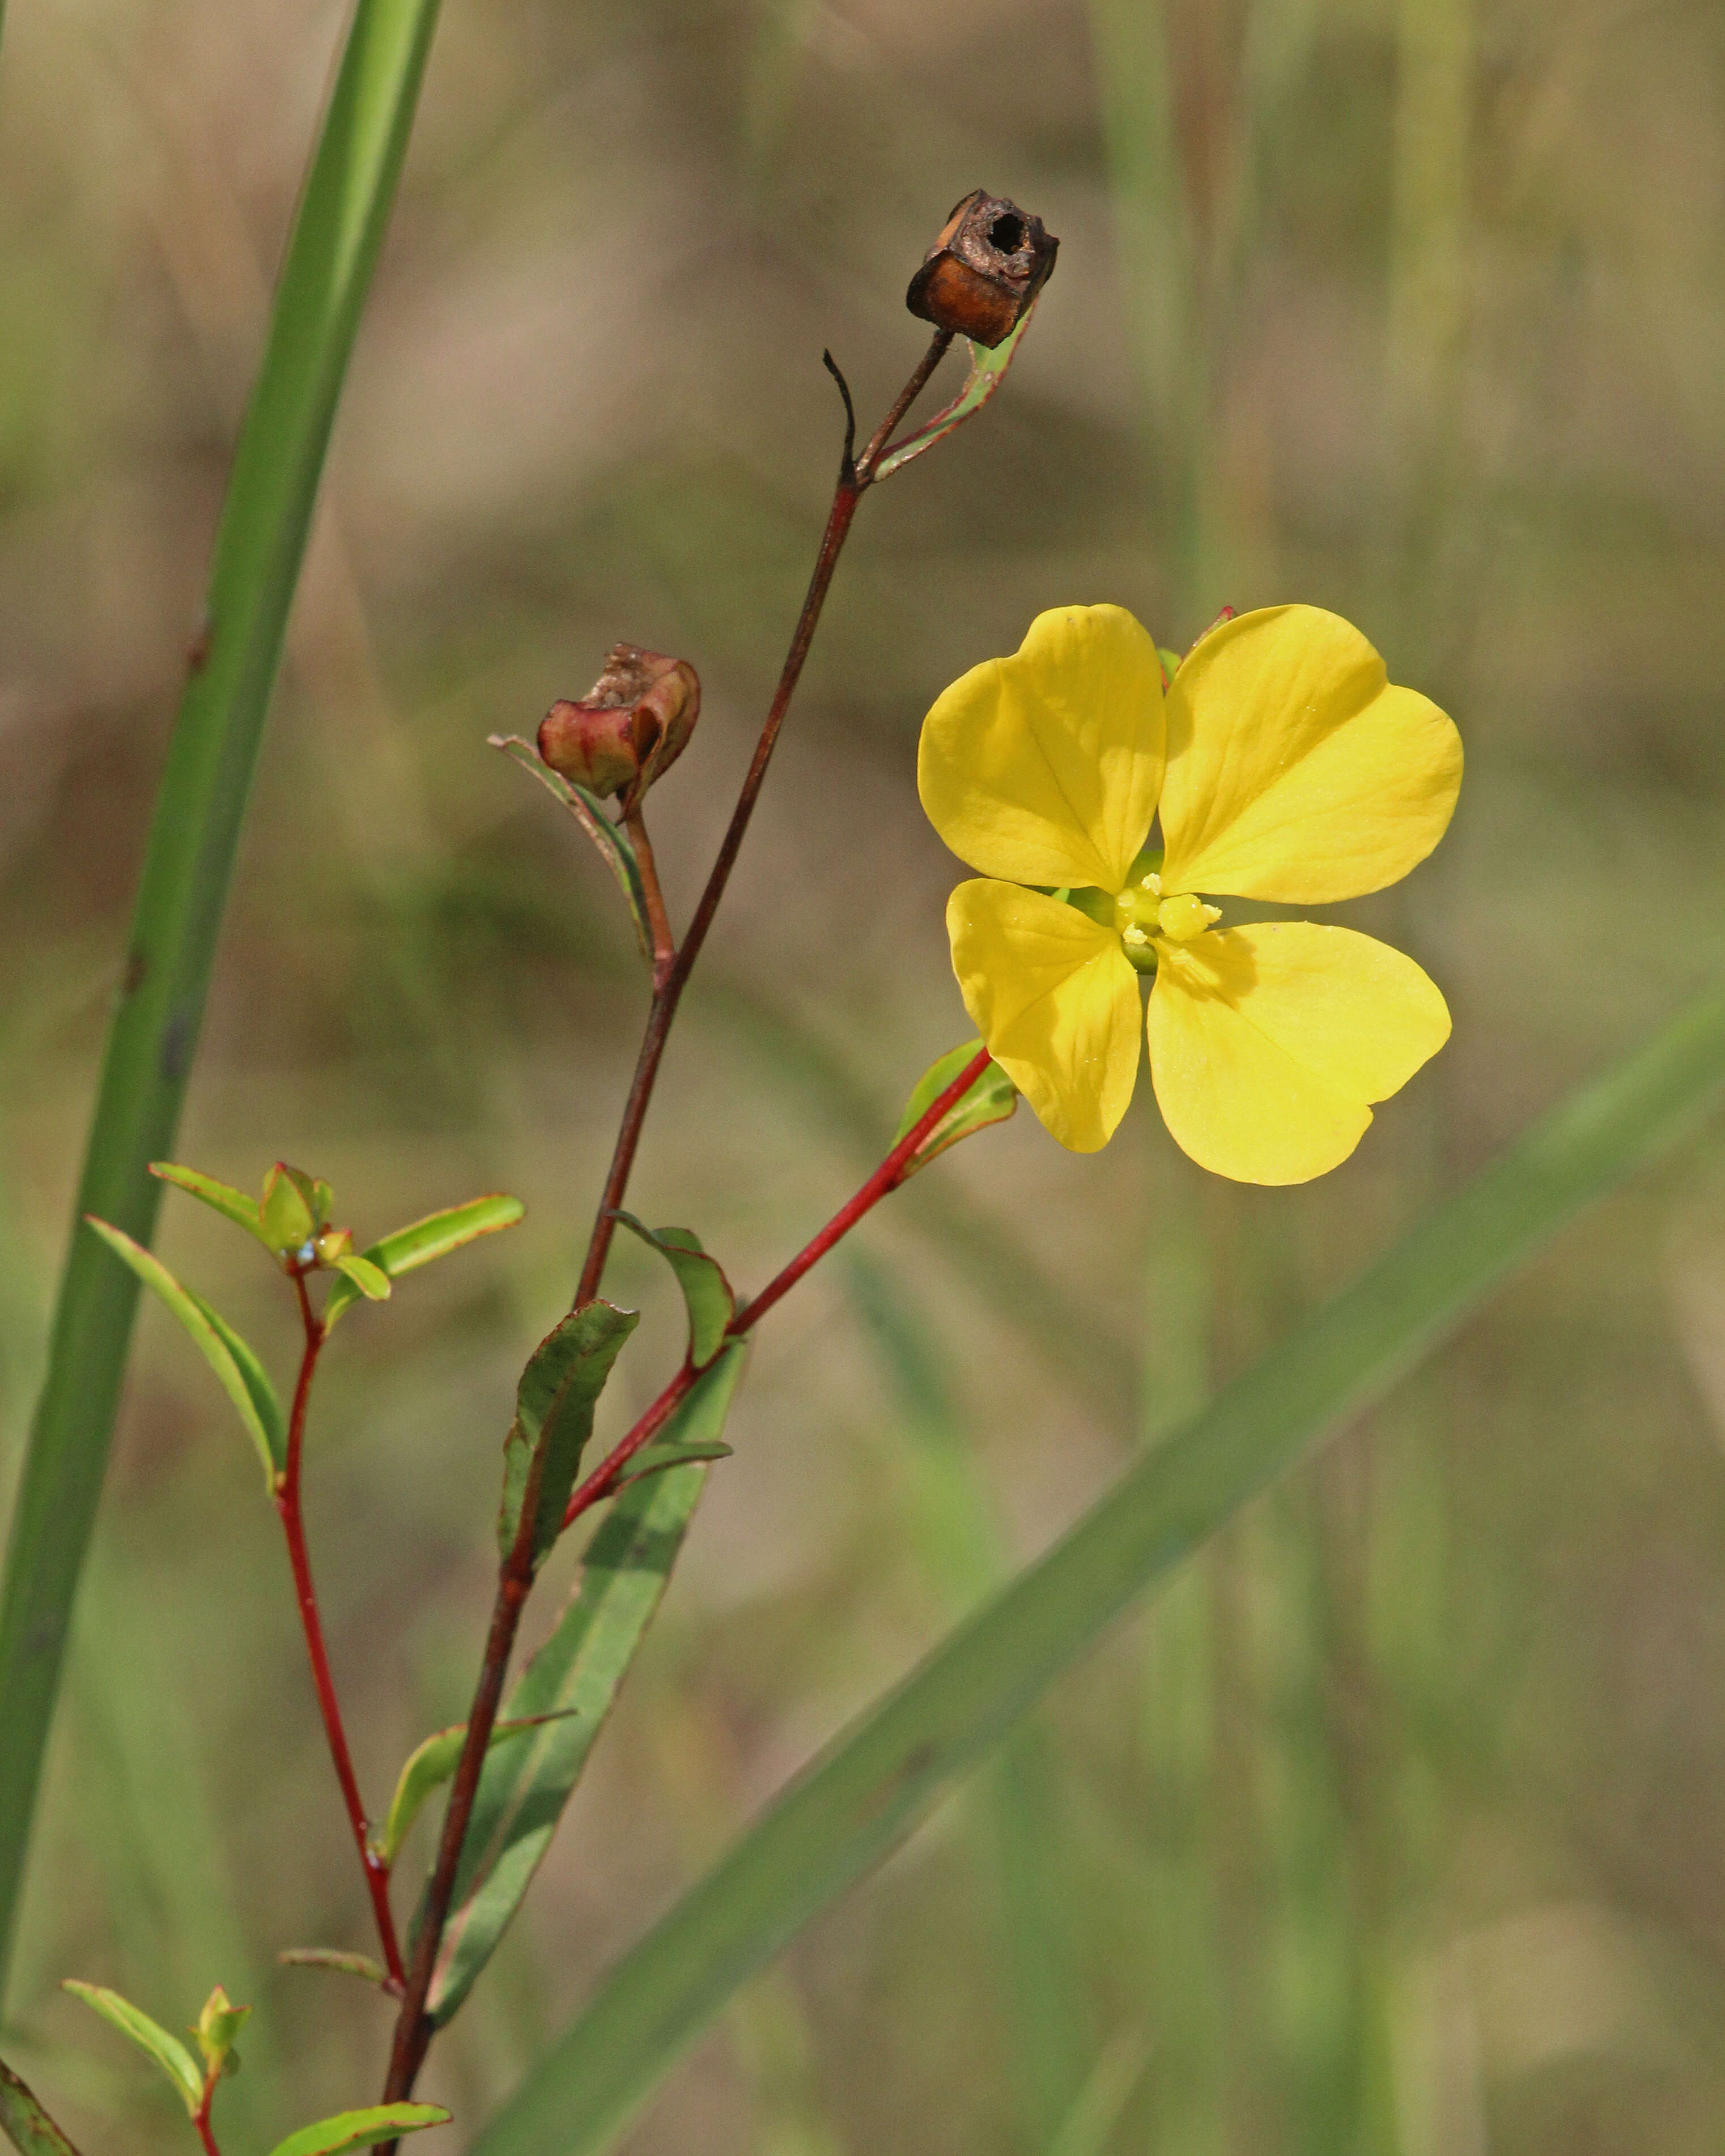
[61,1981,203,2117]
[892,1041,1017,1177]
[611,1439,734,1493]
[419,1343,747,2026]
[193,1986,250,2082]
[260,1163,317,1253]
[490,734,652,966]
[84,1219,284,1487]
[322,1193,525,1333]
[333,1253,390,1303]
[610,1214,734,1368]
[265,2104,449,2156]
[148,1162,270,1248]
[0,0,448,1992]
[466,985,1725,2156]
[379,1714,575,1866]
[498,1304,640,1572]
[873,309,1039,483]
[277,1949,390,1987]
[0,2056,83,2156]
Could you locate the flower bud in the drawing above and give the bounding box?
[537,645,701,802]
[906,191,1058,348]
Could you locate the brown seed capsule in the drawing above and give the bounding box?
[905,190,1058,348]
[537,645,702,801]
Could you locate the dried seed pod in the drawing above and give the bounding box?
[537,644,701,801]
[906,190,1058,348]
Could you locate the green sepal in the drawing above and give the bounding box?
[323,1193,525,1333]
[310,1177,335,1229]
[490,734,652,966]
[84,1219,286,1487]
[611,1438,733,1495]
[418,1341,748,2026]
[893,1043,1017,1179]
[333,1253,390,1303]
[1157,646,1180,688]
[193,1986,249,2083]
[610,1214,735,1369]
[379,1713,576,1866]
[61,1981,204,2118]
[148,1162,270,1249]
[260,1163,317,1254]
[277,1949,390,1987]
[498,1304,639,1571]
[264,2105,449,2156]
[0,2056,83,2156]
[873,308,1039,483]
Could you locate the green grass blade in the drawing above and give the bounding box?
[0,0,447,1995]
[421,1345,747,2026]
[470,984,1725,2156]
[0,2057,83,2156]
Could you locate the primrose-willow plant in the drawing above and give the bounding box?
[1,190,1462,2156]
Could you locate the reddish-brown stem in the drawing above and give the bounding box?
[562,1044,994,1530]
[622,800,677,990]
[194,2081,221,2156]
[571,332,955,1312]
[277,1274,406,1989]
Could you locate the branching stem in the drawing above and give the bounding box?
[278,1273,405,1989]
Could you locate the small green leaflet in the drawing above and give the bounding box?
[873,308,1038,483]
[84,1220,286,1487]
[611,1438,733,1494]
[419,1342,748,2025]
[264,2104,449,2156]
[333,1253,390,1302]
[277,1949,390,1987]
[193,1986,249,2082]
[490,734,652,965]
[0,2057,83,2156]
[610,1214,734,1367]
[379,1713,576,1865]
[323,1193,526,1333]
[148,1162,268,1248]
[893,1041,1017,1177]
[498,1304,639,1571]
[61,1982,203,2117]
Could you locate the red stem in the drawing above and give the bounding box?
[277,1274,406,1989]
[194,2082,221,2156]
[562,1045,994,1528]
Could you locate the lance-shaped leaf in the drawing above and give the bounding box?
[61,1983,203,2117]
[611,1214,734,1368]
[84,1221,284,1487]
[893,1041,1017,1178]
[418,1342,747,2026]
[0,2057,83,2156]
[379,1714,576,1867]
[611,1437,734,1494]
[490,734,651,965]
[498,1304,639,1572]
[873,309,1039,483]
[277,1949,390,1988]
[265,2105,449,2156]
[148,1162,270,1249]
[323,1193,525,1333]
[332,1253,390,1303]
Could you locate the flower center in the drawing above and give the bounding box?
[1112,871,1220,952]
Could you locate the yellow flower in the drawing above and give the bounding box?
[917,603,1463,1181]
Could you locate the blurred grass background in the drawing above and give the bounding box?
[2,0,1724,2151]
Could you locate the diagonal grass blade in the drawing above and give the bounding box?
[471,983,1725,2156]
[0,0,447,1996]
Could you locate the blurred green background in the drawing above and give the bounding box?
[3,0,1725,2150]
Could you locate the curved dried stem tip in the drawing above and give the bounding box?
[537,645,701,803]
[906,189,1057,348]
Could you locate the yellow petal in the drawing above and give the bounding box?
[919,605,1166,892]
[947,880,1142,1153]
[1145,922,1450,1184]
[1158,606,1462,904]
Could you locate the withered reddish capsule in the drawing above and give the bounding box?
[537,644,701,802]
[906,190,1058,348]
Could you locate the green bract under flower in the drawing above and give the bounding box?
[917,602,1463,1182]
